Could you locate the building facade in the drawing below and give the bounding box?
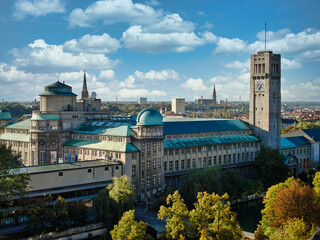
[172,98,185,115]
[249,51,281,149]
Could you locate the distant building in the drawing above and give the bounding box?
[138,97,147,104]
[218,100,225,105]
[195,85,216,105]
[172,98,185,115]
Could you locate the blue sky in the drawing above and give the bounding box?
[0,0,319,102]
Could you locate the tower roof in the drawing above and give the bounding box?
[137,108,163,126]
[39,81,77,96]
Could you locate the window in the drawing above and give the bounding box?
[153,142,156,152]
[158,157,161,168]
[147,160,151,171]
[181,160,185,169]
[153,158,156,169]
[198,147,201,153]
[40,151,45,165]
[169,150,173,156]
[141,142,145,156]
[187,159,191,169]
[218,156,221,165]
[153,176,156,187]
[115,166,119,170]
[175,149,179,155]
[147,142,151,154]
[147,177,150,188]
[169,161,173,171]
[175,160,179,170]
[192,159,196,168]
[164,161,167,171]
[203,146,207,152]
[105,166,109,171]
[132,165,136,176]
[88,169,92,173]
[58,172,63,176]
[158,174,161,185]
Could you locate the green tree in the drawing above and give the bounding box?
[158,191,192,240]
[110,210,153,240]
[189,192,243,240]
[67,200,89,225]
[313,171,320,199]
[0,144,30,203]
[180,166,221,206]
[253,145,289,189]
[220,169,246,200]
[269,218,313,240]
[93,188,115,226]
[107,175,135,219]
[51,196,69,231]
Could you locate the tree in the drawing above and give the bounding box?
[180,166,222,206]
[67,200,89,225]
[51,196,69,231]
[93,188,115,226]
[158,191,191,240]
[260,177,320,238]
[0,144,30,204]
[272,180,320,228]
[107,175,135,219]
[313,171,320,199]
[253,145,289,189]
[268,218,313,240]
[189,192,242,240]
[110,210,153,240]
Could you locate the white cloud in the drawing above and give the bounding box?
[281,58,302,70]
[98,70,115,81]
[282,78,320,101]
[144,14,195,33]
[63,33,121,54]
[118,88,166,99]
[296,50,320,62]
[132,69,180,82]
[122,26,216,53]
[145,0,160,6]
[14,0,65,19]
[213,37,247,54]
[68,0,162,27]
[222,59,250,71]
[256,28,291,41]
[181,78,209,92]
[11,39,118,72]
[198,11,206,16]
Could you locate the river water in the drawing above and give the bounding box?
[232,199,264,233]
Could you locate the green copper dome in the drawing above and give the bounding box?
[137,108,163,126]
[39,81,77,96]
[0,109,12,120]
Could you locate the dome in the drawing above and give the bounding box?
[39,81,77,96]
[0,109,12,120]
[137,108,163,126]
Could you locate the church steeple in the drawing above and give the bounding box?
[212,85,216,104]
[81,71,89,100]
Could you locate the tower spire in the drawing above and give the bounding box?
[81,70,89,100]
[212,85,216,104]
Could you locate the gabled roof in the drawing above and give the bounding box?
[72,121,134,135]
[163,119,251,135]
[280,136,310,149]
[164,134,259,149]
[100,125,135,137]
[6,119,30,130]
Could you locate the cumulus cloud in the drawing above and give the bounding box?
[282,78,320,101]
[222,59,250,71]
[281,58,302,70]
[122,26,216,53]
[11,39,118,72]
[63,33,121,54]
[213,37,247,54]
[68,0,162,27]
[118,88,166,99]
[144,14,195,33]
[98,70,115,81]
[181,78,209,92]
[14,0,65,19]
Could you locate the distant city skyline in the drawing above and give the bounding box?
[0,0,319,102]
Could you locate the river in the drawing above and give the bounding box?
[232,199,264,233]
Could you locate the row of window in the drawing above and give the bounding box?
[58,165,120,176]
[140,174,162,189]
[281,148,309,155]
[141,141,162,155]
[165,130,251,140]
[164,142,258,156]
[164,152,256,172]
[64,148,126,159]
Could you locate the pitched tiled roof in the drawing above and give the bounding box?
[302,128,320,141]
[280,136,310,149]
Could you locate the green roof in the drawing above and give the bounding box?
[164,135,259,149]
[0,110,12,120]
[31,113,60,120]
[6,119,30,130]
[163,119,251,135]
[39,81,77,96]
[63,139,138,152]
[100,125,135,137]
[137,108,163,126]
[0,132,30,142]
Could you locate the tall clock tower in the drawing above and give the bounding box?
[249,51,281,149]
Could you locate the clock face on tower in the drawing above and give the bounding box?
[255,79,265,91]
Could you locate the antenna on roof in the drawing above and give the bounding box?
[264,21,267,51]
